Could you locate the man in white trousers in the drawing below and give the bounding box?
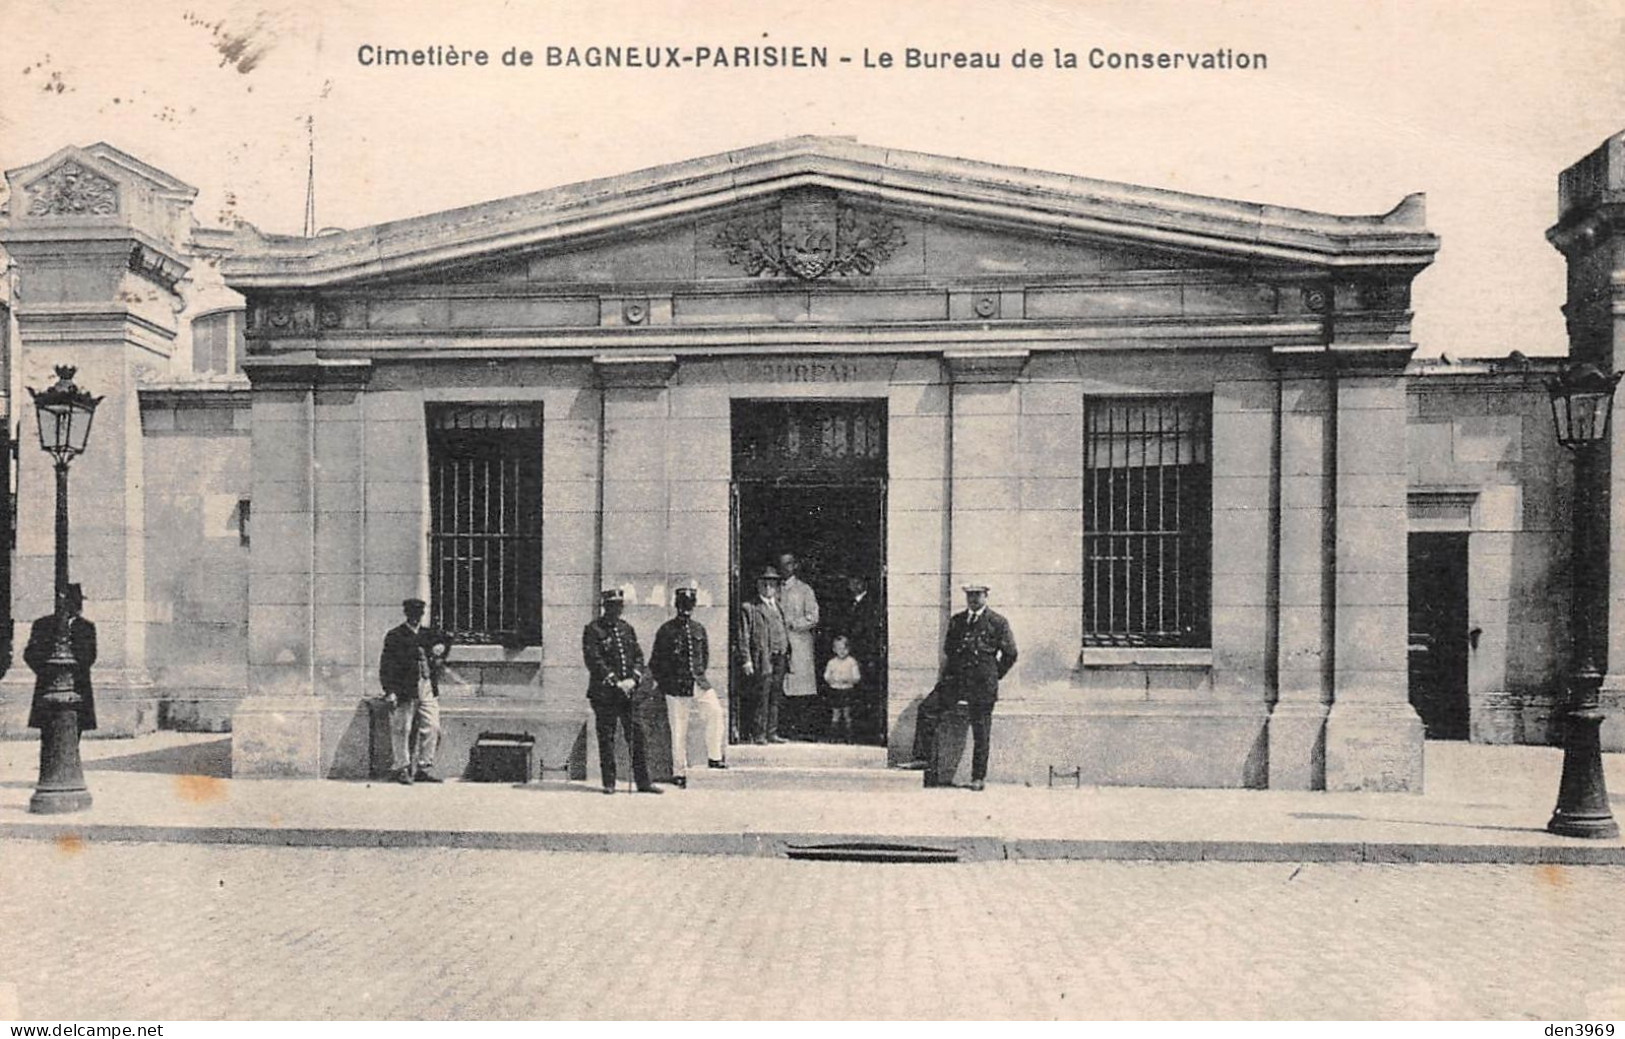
[650,579,726,787]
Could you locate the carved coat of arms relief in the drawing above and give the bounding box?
[712,188,905,280]
[25,161,120,217]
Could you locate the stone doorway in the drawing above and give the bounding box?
[1408,532,1471,740]
[729,399,888,748]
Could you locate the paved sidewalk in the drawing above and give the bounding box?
[1,733,1622,862]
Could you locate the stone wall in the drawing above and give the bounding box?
[140,386,252,730]
[1406,360,1572,744]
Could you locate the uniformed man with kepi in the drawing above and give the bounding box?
[582,587,661,795]
[650,579,726,788]
[910,582,1017,790]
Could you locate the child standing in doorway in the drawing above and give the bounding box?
[822,634,861,742]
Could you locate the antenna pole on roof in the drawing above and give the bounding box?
[303,114,316,238]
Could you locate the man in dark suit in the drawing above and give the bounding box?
[737,567,790,744]
[25,583,97,733]
[909,583,1017,790]
[583,587,661,795]
[378,598,449,785]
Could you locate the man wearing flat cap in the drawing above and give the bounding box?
[737,566,791,744]
[379,598,450,785]
[582,587,660,794]
[651,579,726,787]
[909,583,1017,790]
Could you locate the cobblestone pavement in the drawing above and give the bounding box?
[3,842,1624,1020]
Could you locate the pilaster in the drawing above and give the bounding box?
[1325,372,1424,790]
[588,354,680,781]
[944,348,1030,607]
[229,355,372,776]
[1267,374,1333,788]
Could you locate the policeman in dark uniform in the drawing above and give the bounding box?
[582,587,661,795]
[908,583,1018,790]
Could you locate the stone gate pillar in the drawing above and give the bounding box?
[0,145,198,735]
[1548,131,1625,749]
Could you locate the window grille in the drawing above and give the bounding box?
[731,400,886,479]
[427,404,543,645]
[1083,396,1211,647]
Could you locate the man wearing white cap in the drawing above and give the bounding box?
[651,579,727,787]
[909,582,1018,790]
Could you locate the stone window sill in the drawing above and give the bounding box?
[450,645,545,664]
[1079,647,1213,668]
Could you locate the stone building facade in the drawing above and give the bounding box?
[0,132,1618,789]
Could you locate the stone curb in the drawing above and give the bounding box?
[5,822,1625,864]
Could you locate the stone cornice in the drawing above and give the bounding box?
[240,352,373,390]
[12,304,177,356]
[1270,341,1415,374]
[1546,202,1625,257]
[0,225,193,299]
[138,382,252,410]
[943,348,1031,383]
[222,136,1438,290]
[592,353,678,388]
[240,316,1326,359]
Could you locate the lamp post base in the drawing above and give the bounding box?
[1546,709,1619,840]
[30,705,91,815]
[29,786,92,815]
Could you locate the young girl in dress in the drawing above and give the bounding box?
[822,634,861,742]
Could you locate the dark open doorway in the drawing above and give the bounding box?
[1408,532,1470,740]
[730,399,888,747]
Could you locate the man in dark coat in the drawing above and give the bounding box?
[826,572,883,742]
[650,579,726,787]
[378,598,450,785]
[909,583,1017,790]
[836,573,883,686]
[583,587,661,794]
[25,583,97,733]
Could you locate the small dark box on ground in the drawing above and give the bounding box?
[467,732,536,783]
[926,704,971,788]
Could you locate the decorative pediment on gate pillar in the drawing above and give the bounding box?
[22,159,120,217]
[2,142,197,243]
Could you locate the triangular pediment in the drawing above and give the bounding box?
[3,143,197,220]
[1,143,200,258]
[401,189,1212,291]
[222,136,1437,292]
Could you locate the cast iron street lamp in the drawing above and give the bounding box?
[1546,361,1621,839]
[27,365,100,815]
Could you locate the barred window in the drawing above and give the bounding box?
[192,309,244,375]
[1083,397,1211,647]
[427,404,543,646]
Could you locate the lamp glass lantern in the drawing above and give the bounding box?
[29,365,102,465]
[1548,363,1622,450]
